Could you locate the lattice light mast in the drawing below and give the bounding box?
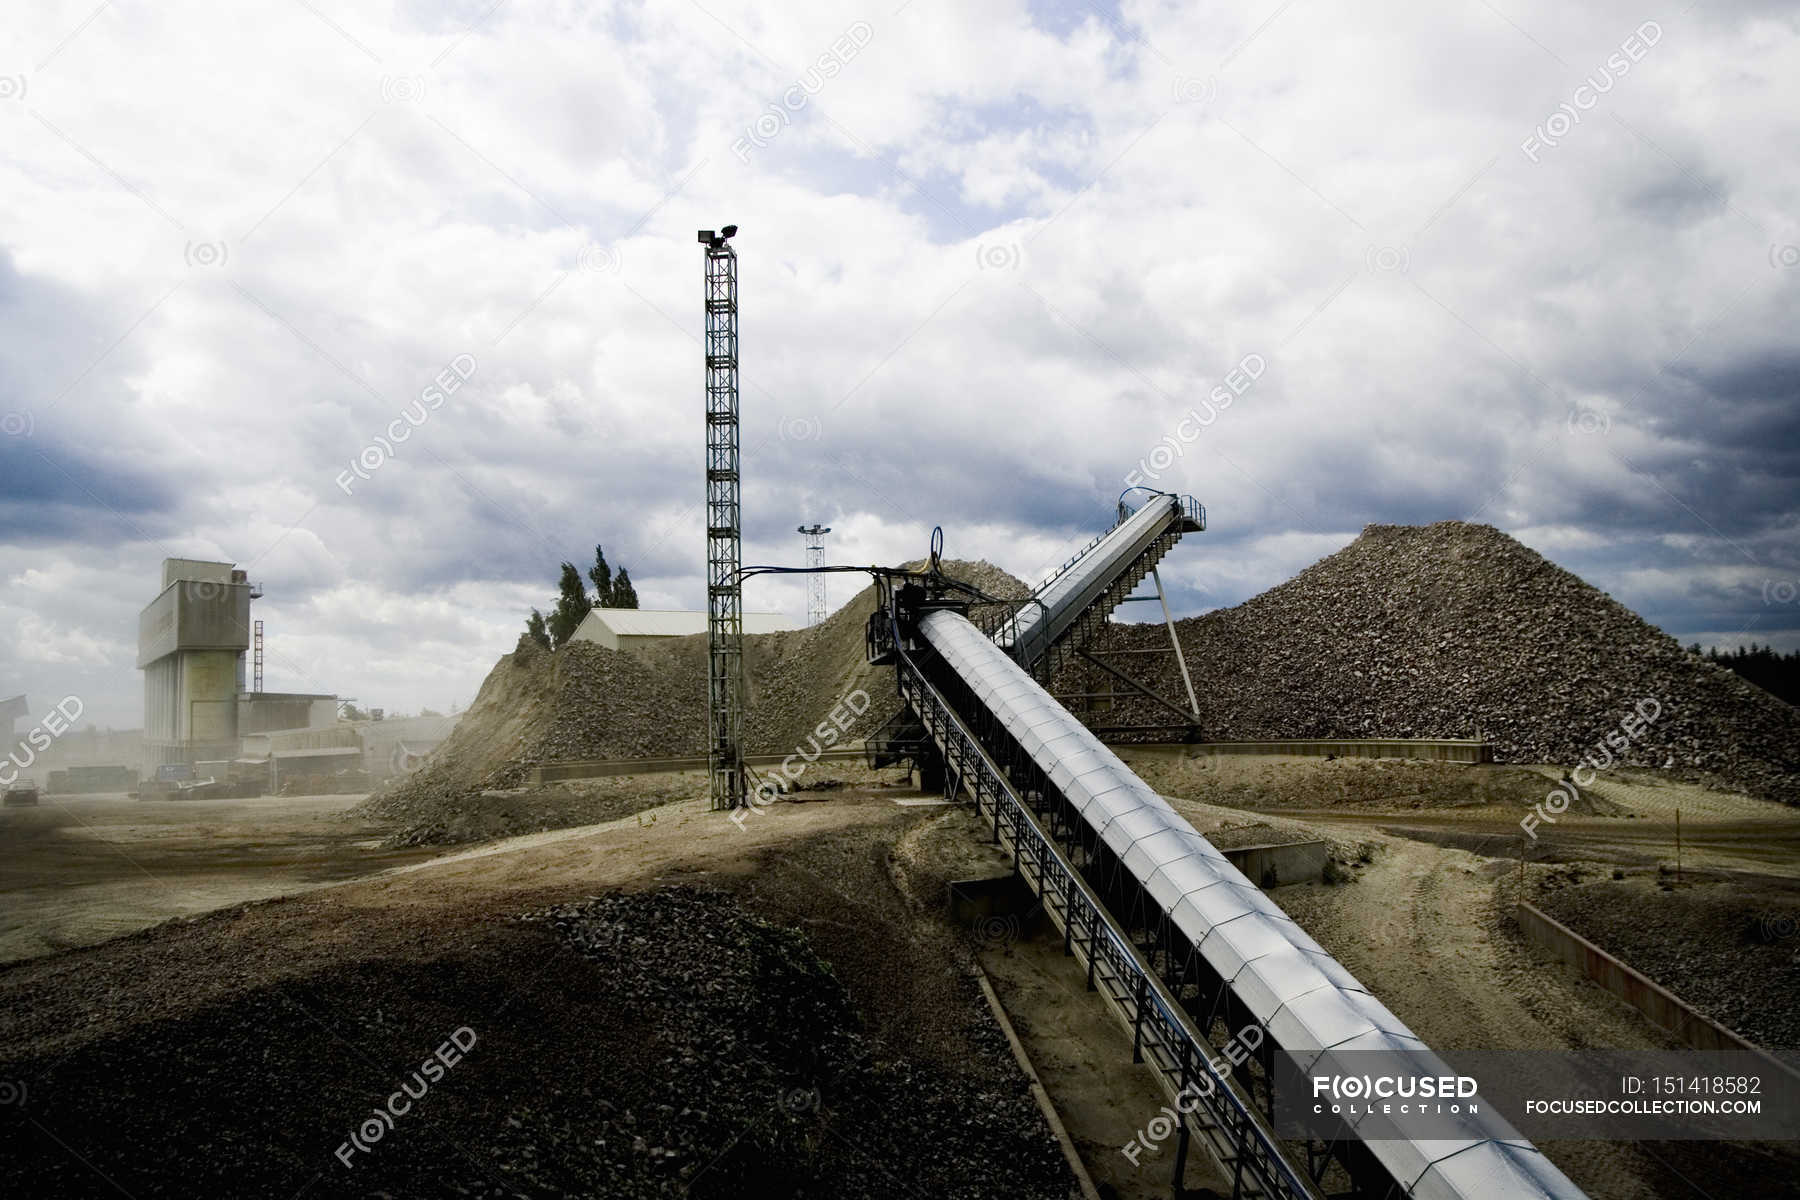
[700,224,746,810]
[798,524,831,626]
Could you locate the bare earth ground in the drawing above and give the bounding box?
[4,756,1799,1197]
[0,791,441,963]
[891,806,1236,1199]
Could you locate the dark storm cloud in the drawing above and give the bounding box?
[1618,165,1732,225]
[0,255,184,545]
[0,440,180,541]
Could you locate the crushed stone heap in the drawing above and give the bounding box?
[357,559,1024,825]
[1082,521,1799,803]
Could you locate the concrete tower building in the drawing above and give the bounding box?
[137,558,257,767]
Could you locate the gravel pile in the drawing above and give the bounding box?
[1086,522,1800,804]
[520,888,1073,1199]
[0,881,1074,1199]
[1533,874,1800,1048]
[359,560,1023,839]
[379,775,705,848]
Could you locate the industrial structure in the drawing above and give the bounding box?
[1,693,26,741]
[136,558,338,780]
[799,524,831,626]
[570,607,791,654]
[137,558,261,767]
[864,494,1586,1200]
[683,227,1584,1193]
[701,223,746,810]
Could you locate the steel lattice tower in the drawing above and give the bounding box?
[798,524,831,626]
[252,620,264,692]
[701,225,746,810]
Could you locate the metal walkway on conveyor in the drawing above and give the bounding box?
[986,489,1205,681]
[866,500,1588,1200]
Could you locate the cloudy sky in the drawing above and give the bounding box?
[1,0,1796,729]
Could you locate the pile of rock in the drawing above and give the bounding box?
[522,888,1072,1199]
[1535,875,1800,1048]
[357,560,1024,833]
[1086,522,1800,803]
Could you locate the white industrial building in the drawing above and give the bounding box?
[570,607,794,653]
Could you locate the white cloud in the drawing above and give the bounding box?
[1,0,1795,729]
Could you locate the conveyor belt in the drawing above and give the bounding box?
[910,605,1587,1200]
[894,629,1310,1200]
[990,491,1202,677]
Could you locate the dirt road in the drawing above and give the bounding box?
[1283,807,1800,876]
[1276,830,1800,1199]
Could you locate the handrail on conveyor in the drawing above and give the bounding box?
[891,635,1314,1200]
[1037,523,1117,592]
[982,594,1052,673]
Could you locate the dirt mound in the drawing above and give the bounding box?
[379,775,704,847]
[357,560,1024,839]
[1086,522,1800,804]
[630,556,1027,756]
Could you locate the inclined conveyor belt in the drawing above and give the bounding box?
[917,607,1588,1200]
[994,492,1188,668]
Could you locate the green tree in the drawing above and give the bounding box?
[546,562,592,647]
[611,566,638,609]
[525,608,551,650]
[588,545,614,606]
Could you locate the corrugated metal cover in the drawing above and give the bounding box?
[915,608,1586,1200]
[1406,1139,1586,1200]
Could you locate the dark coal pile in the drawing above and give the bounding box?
[522,888,1073,1199]
[1533,874,1800,1049]
[1086,522,1800,804]
[0,886,1074,1200]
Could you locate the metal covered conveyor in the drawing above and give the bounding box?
[892,616,1312,1200]
[988,490,1203,676]
[866,499,1588,1200]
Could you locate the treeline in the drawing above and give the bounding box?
[526,545,638,650]
[1690,643,1800,707]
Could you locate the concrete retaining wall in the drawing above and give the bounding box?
[1185,739,1493,763]
[1516,901,1799,1080]
[529,747,867,784]
[1221,840,1328,887]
